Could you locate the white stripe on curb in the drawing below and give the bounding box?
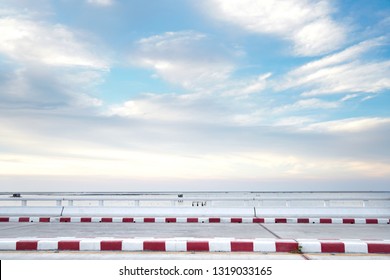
[0,238,389,253]
[0,216,389,224]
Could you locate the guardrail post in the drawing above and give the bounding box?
[69,200,73,206]
[22,200,27,206]
[99,200,104,207]
[56,200,61,206]
[286,200,291,207]
[323,200,330,207]
[135,200,140,207]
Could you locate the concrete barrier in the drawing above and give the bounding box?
[0,216,389,224]
[0,207,63,217]
[61,207,256,217]
[1,206,390,218]
[0,238,389,253]
[255,207,390,218]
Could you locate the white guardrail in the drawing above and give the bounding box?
[0,192,389,217]
[0,192,390,207]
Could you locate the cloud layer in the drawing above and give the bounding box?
[280,37,390,96]
[87,0,114,7]
[0,10,108,109]
[131,31,234,89]
[202,0,346,56]
[0,16,108,68]
[0,1,389,191]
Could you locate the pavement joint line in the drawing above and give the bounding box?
[257,223,282,239]
[0,223,37,231]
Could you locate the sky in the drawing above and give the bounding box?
[0,0,389,192]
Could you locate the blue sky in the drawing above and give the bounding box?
[0,0,389,192]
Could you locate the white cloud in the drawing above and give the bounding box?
[108,95,192,122]
[87,0,114,7]
[274,98,340,113]
[292,17,346,56]
[0,63,105,109]
[340,94,359,102]
[131,31,275,102]
[132,31,234,89]
[288,37,386,74]
[274,117,314,127]
[107,92,251,125]
[0,17,109,69]
[361,95,376,102]
[1,106,389,189]
[203,0,346,56]
[240,74,270,95]
[302,117,390,133]
[0,10,109,110]
[0,113,384,180]
[280,38,390,96]
[222,73,272,97]
[301,61,390,96]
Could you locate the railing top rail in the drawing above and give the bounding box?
[0,197,388,201]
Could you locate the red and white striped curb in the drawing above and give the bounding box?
[0,238,389,253]
[1,217,389,224]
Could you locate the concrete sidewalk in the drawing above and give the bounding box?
[0,237,389,254]
[0,223,389,254]
[2,251,390,260]
[0,223,389,239]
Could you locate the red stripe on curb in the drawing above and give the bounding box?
[276,241,298,252]
[231,241,254,252]
[209,218,221,223]
[187,241,209,251]
[320,218,332,224]
[367,243,390,253]
[16,240,38,250]
[58,240,80,251]
[101,240,122,251]
[144,241,165,251]
[321,242,345,253]
[2,216,389,224]
[5,238,390,253]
